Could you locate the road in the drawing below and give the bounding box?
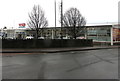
[2,48,118,79]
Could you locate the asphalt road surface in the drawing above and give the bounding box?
[2,48,118,79]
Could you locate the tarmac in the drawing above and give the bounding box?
[1,45,119,54]
[2,46,119,79]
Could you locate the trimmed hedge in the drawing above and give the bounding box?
[2,39,93,48]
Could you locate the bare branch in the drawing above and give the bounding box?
[62,7,86,39]
[27,5,48,38]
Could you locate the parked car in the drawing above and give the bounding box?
[63,36,70,39]
[0,36,2,39]
[38,37,45,39]
[76,36,85,39]
[56,36,70,39]
[6,37,14,39]
[26,36,34,39]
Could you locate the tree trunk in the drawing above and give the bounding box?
[73,26,76,39]
[36,30,39,39]
[73,21,76,39]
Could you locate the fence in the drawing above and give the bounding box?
[2,39,93,48]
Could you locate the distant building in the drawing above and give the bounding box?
[86,25,112,41]
[0,24,120,45]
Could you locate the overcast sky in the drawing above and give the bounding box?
[0,0,119,29]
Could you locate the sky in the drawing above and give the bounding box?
[0,0,119,29]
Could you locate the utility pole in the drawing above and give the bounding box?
[60,0,63,39]
[54,0,56,39]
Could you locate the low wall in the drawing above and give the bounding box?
[93,41,120,46]
[2,39,93,48]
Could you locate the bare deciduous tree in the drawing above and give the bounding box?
[28,5,48,39]
[63,7,86,39]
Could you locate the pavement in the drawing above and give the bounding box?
[1,45,119,54]
[2,48,118,79]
